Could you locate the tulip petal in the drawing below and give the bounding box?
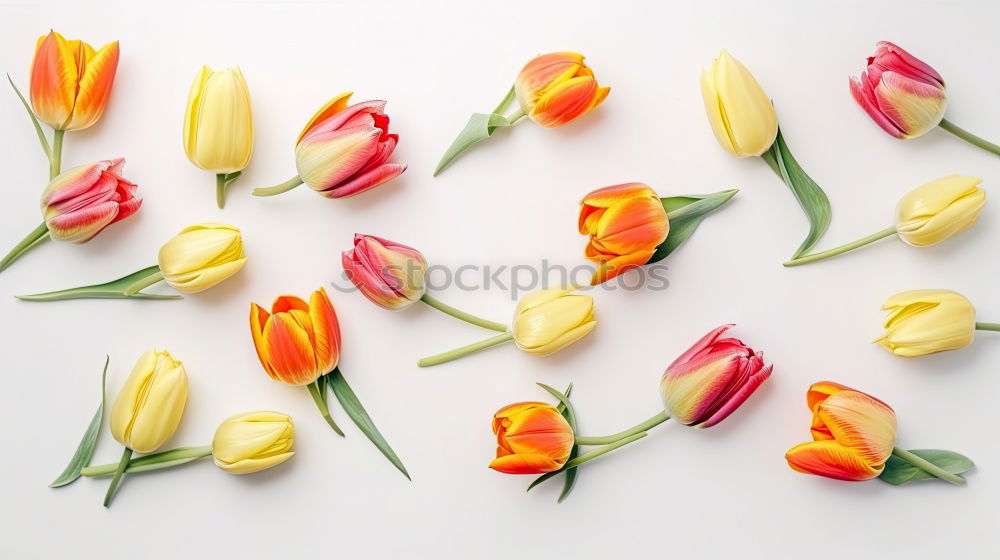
[785,440,883,481]
[874,71,947,138]
[589,249,654,285]
[308,288,341,373]
[30,31,78,129]
[489,453,563,474]
[295,126,381,190]
[593,196,669,255]
[64,40,119,130]
[46,201,119,243]
[805,381,850,412]
[530,75,602,128]
[323,163,407,199]
[297,92,353,144]
[250,303,277,380]
[262,313,320,386]
[815,391,897,465]
[850,74,906,138]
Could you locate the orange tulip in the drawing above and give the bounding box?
[515,52,609,128]
[785,382,897,481]
[490,402,574,474]
[249,287,342,386]
[29,30,120,131]
[579,183,669,284]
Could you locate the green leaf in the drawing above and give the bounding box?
[649,188,739,263]
[528,383,580,502]
[17,265,180,301]
[879,449,974,485]
[433,112,513,176]
[50,356,110,487]
[7,74,51,158]
[760,127,832,259]
[326,369,410,480]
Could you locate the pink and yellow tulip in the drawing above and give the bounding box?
[342,234,427,310]
[30,30,119,132]
[514,52,610,128]
[579,183,669,285]
[490,402,574,475]
[41,158,141,243]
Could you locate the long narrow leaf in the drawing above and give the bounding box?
[649,188,738,263]
[327,369,410,479]
[529,383,580,501]
[7,74,50,158]
[50,356,109,487]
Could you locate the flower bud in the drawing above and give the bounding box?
[157,223,247,293]
[342,234,427,310]
[30,30,119,131]
[512,287,596,356]
[896,175,985,246]
[489,402,574,474]
[514,52,610,128]
[41,158,141,243]
[700,50,778,157]
[183,66,254,174]
[250,287,342,386]
[875,289,976,357]
[212,411,295,474]
[110,349,188,453]
[579,183,669,284]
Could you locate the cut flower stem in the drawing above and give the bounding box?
[253,176,303,197]
[939,118,1000,157]
[562,432,648,470]
[0,222,50,273]
[783,226,898,267]
[417,331,514,367]
[17,265,179,301]
[81,446,213,476]
[975,322,1000,331]
[419,294,508,332]
[574,411,671,445]
[891,447,966,484]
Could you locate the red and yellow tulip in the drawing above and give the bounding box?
[41,158,141,244]
[249,287,342,386]
[29,30,119,132]
[579,183,669,285]
[490,402,574,474]
[342,234,427,310]
[515,52,610,128]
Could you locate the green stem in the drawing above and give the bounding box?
[975,322,1000,331]
[307,380,345,436]
[103,447,132,507]
[0,222,49,273]
[216,173,227,208]
[892,447,966,484]
[17,264,180,301]
[505,106,527,124]
[574,411,670,445]
[419,294,508,332]
[253,176,303,197]
[939,118,1000,157]
[81,446,213,476]
[49,129,64,180]
[417,331,514,367]
[783,226,897,267]
[561,432,648,470]
[122,269,164,296]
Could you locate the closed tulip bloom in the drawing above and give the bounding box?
[896,175,985,246]
[342,234,427,310]
[701,50,778,157]
[579,183,669,285]
[212,411,295,474]
[30,30,119,131]
[875,290,976,357]
[293,93,407,198]
[183,66,253,174]
[110,349,189,454]
[850,42,946,139]
[41,158,141,243]
[660,325,772,428]
[250,287,342,386]
[490,402,574,474]
[512,287,596,356]
[158,223,247,293]
[786,382,897,481]
[514,52,610,128]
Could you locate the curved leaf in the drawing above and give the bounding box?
[879,449,974,485]
[327,369,410,480]
[649,188,738,263]
[50,356,109,488]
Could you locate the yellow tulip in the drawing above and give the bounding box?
[512,287,597,356]
[876,290,976,357]
[700,50,778,157]
[157,223,247,293]
[110,349,189,453]
[896,175,985,246]
[212,411,295,474]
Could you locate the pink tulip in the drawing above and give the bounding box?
[342,234,427,310]
[295,93,407,198]
[849,41,947,139]
[660,325,772,428]
[41,158,141,243]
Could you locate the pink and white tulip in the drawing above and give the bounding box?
[41,158,141,243]
[342,234,427,310]
[295,93,407,198]
[660,325,772,428]
[849,41,947,139]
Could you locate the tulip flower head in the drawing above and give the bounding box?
[701,50,778,157]
[183,65,254,174]
[40,158,141,244]
[579,183,669,285]
[850,41,946,139]
[212,411,295,474]
[110,349,189,454]
[343,234,427,310]
[30,30,120,131]
[896,175,985,247]
[785,382,897,481]
[158,223,247,294]
[876,289,976,357]
[512,287,597,356]
[250,287,342,386]
[490,402,574,474]
[514,52,610,128]
[660,325,772,428]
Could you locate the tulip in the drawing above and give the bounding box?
[512,287,597,356]
[579,183,669,285]
[182,65,253,208]
[342,234,427,310]
[29,31,119,133]
[212,411,295,474]
[784,174,985,266]
[0,158,141,274]
[701,50,777,157]
[490,402,574,474]
[875,289,1000,357]
[158,223,247,293]
[434,52,610,175]
[254,93,406,200]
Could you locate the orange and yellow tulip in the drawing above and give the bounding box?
[249,287,342,386]
[30,30,119,132]
[490,402,574,474]
[579,183,669,284]
[515,52,610,128]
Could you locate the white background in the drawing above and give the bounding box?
[1,0,998,558]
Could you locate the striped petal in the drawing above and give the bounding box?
[489,453,564,474]
[295,126,381,191]
[529,75,606,128]
[308,288,341,373]
[297,92,353,144]
[322,163,407,199]
[815,391,897,465]
[588,249,655,285]
[874,71,947,138]
[515,52,585,107]
[63,40,119,131]
[261,312,321,386]
[785,440,884,481]
[30,31,79,129]
[250,303,278,380]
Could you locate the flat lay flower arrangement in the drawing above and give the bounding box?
[3,31,990,510]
